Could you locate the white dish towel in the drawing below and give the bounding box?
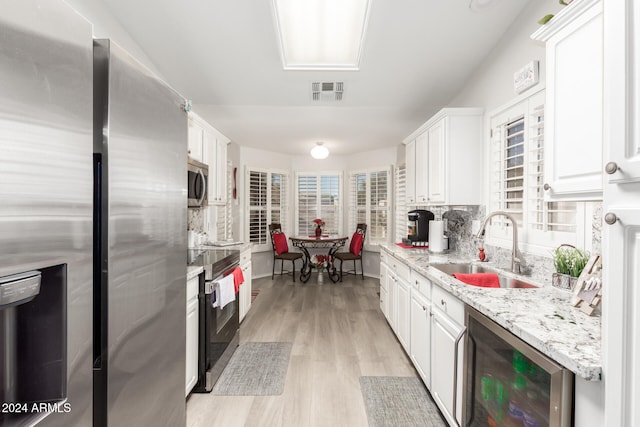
[212,274,235,309]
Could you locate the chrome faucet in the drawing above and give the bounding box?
[476,211,523,274]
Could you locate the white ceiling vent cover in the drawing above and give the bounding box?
[311,81,344,101]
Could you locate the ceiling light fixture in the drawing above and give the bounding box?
[310,142,329,159]
[271,0,372,70]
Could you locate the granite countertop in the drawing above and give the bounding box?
[187,265,204,280]
[381,244,602,381]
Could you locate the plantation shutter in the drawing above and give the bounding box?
[395,164,406,242]
[369,169,390,245]
[246,168,289,251]
[295,173,342,236]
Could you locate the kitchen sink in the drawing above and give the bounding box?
[429,263,538,289]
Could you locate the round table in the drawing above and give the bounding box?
[289,236,348,283]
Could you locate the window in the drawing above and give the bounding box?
[489,90,577,252]
[295,172,342,236]
[246,167,289,251]
[395,164,406,242]
[212,161,234,242]
[348,167,392,248]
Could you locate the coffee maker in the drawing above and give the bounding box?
[402,209,435,247]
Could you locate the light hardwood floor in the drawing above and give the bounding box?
[186,272,420,427]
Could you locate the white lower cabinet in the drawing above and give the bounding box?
[185,274,199,396]
[410,287,431,388]
[239,248,252,322]
[431,286,465,427]
[395,276,411,352]
[379,262,389,319]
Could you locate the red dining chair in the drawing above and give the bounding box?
[335,223,367,281]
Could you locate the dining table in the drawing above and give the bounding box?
[289,235,348,283]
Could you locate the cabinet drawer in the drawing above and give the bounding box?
[389,256,410,283]
[410,270,432,300]
[432,285,464,325]
[380,250,389,265]
[187,275,199,301]
[240,249,251,264]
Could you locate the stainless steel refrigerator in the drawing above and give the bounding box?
[2,1,187,425]
[93,40,187,426]
[1,1,94,425]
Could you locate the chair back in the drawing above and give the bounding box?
[269,223,283,252]
[350,223,367,256]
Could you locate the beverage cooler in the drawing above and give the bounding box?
[463,306,573,427]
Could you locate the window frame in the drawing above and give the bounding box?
[347,166,393,251]
[245,166,290,252]
[487,89,580,255]
[294,171,344,237]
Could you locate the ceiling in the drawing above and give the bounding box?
[92,0,531,156]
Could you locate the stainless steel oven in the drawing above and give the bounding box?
[188,158,208,207]
[191,250,240,393]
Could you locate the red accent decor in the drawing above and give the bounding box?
[452,273,500,288]
[273,233,289,255]
[350,232,363,256]
[395,242,428,249]
[315,226,322,237]
[232,267,244,292]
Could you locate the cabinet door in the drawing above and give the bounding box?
[239,261,252,322]
[396,277,410,352]
[215,140,227,204]
[185,297,198,396]
[204,131,217,203]
[410,289,431,388]
[427,120,445,204]
[405,140,416,204]
[431,308,464,426]
[543,1,603,199]
[415,133,429,204]
[387,272,397,332]
[187,119,204,162]
[379,262,389,319]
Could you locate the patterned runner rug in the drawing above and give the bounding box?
[212,342,292,396]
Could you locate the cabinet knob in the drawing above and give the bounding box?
[422,305,427,311]
[440,299,446,306]
[604,212,618,225]
[605,162,619,175]
[543,183,551,191]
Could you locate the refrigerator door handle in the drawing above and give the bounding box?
[452,326,467,427]
[197,168,206,206]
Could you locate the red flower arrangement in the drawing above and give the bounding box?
[312,218,325,227]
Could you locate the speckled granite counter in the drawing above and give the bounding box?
[381,244,602,381]
[187,265,204,280]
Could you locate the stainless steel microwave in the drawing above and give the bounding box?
[188,158,208,207]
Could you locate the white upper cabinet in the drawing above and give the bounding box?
[405,139,416,205]
[188,112,230,205]
[531,0,603,200]
[404,108,483,206]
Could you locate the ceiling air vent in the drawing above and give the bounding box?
[311,81,344,102]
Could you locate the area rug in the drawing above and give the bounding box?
[251,289,260,303]
[212,342,292,396]
[359,376,446,427]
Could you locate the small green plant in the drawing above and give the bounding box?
[552,246,589,278]
[538,0,573,25]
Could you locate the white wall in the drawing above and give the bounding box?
[449,0,561,110]
[63,0,164,78]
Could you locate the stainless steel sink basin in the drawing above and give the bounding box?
[429,263,538,289]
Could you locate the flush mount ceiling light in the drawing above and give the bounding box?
[310,142,329,159]
[271,0,372,70]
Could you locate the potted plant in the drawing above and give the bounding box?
[552,244,589,290]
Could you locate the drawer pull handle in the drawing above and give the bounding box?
[543,183,551,191]
[422,305,427,311]
[441,299,446,306]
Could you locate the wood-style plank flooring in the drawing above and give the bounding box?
[186,272,419,427]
